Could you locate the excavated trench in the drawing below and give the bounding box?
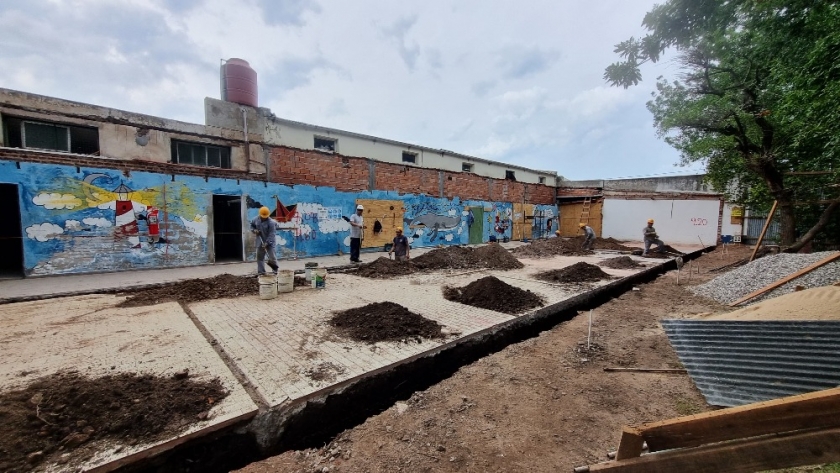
[117,248,711,473]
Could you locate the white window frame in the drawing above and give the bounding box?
[462,162,474,172]
[402,151,418,164]
[539,176,546,184]
[314,135,337,153]
[21,120,71,152]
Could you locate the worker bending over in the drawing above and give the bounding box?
[389,227,410,261]
[250,206,279,275]
[643,219,665,256]
[580,223,595,250]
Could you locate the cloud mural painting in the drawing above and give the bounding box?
[33,193,83,210]
[26,223,64,242]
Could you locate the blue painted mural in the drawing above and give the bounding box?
[0,159,558,276]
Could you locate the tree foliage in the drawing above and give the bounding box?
[606,0,840,249]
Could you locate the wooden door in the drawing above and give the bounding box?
[356,199,405,248]
[512,203,535,240]
[468,207,484,244]
[559,200,602,237]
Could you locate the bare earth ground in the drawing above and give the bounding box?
[238,247,752,473]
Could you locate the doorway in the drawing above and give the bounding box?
[468,207,484,244]
[0,184,24,278]
[212,195,243,262]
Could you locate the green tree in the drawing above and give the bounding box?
[605,0,840,250]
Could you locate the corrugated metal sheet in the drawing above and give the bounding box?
[662,320,840,407]
[745,214,781,241]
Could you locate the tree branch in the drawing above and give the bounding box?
[785,198,840,252]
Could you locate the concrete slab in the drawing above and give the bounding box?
[0,295,258,472]
[189,253,647,408]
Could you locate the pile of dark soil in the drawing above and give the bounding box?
[472,244,526,270]
[534,262,614,284]
[353,257,415,279]
[580,236,636,251]
[598,256,644,270]
[118,273,257,307]
[329,302,444,343]
[443,276,544,314]
[0,371,227,472]
[510,238,593,258]
[631,244,685,258]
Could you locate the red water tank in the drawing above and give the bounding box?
[222,58,258,107]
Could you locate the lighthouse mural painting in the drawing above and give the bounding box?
[112,183,141,248]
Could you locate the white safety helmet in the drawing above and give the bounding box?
[356,205,364,210]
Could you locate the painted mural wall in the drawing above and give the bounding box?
[1,160,558,276]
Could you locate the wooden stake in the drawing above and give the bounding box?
[749,200,778,262]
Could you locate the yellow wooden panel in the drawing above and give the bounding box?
[356,199,405,248]
[512,203,535,240]
[559,201,602,237]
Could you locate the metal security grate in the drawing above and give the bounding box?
[662,320,840,407]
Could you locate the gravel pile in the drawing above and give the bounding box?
[692,252,840,304]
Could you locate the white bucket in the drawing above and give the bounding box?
[258,274,277,300]
[277,270,294,293]
[312,268,327,289]
[305,262,318,281]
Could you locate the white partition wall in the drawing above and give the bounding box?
[602,198,721,245]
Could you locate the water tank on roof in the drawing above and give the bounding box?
[221,58,258,107]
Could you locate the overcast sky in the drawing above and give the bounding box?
[0,0,704,180]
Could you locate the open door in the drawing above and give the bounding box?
[0,184,24,278]
[468,207,484,244]
[212,195,243,262]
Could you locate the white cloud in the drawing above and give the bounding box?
[444,234,454,242]
[65,220,81,231]
[82,217,112,228]
[33,193,83,210]
[343,235,351,247]
[180,215,208,236]
[26,222,64,242]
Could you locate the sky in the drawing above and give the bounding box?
[0,0,706,180]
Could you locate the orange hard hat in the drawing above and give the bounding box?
[647,219,654,224]
[259,207,270,218]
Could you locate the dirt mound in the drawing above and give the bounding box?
[472,244,526,270]
[329,302,444,343]
[444,276,544,314]
[354,257,415,279]
[599,256,644,270]
[118,273,257,307]
[630,245,685,258]
[0,371,227,472]
[534,262,613,284]
[510,238,593,258]
[569,236,636,251]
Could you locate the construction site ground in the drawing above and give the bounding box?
[0,240,727,472]
[239,245,760,473]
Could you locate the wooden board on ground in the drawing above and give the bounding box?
[356,199,405,249]
[559,200,602,237]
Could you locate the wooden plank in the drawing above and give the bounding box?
[748,200,777,262]
[356,199,405,249]
[559,201,602,237]
[615,427,645,460]
[636,387,840,452]
[587,426,840,473]
[729,251,840,306]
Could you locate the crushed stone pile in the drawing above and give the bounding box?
[510,238,593,258]
[692,251,840,305]
[704,285,840,321]
[118,273,257,307]
[354,244,524,278]
[443,276,544,314]
[534,262,613,284]
[329,302,444,343]
[598,256,644,270]
[0,372,227,472]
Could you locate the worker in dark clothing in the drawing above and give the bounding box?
[643,219,665,255]
[389,227,410,261]
[250,206,279,275]
[580,223,595,250]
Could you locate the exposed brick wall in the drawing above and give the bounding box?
[270,147,369,192]
[0,148,253,180]
[557,187,601,197]
[374,162,440,196]
[444,172,490,201]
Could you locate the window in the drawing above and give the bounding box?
[314,136,336,152]
[462,162,473,172]
[2,116,99,154]
[505,170,517,181]
[402,152,417,164]
[539,176,546,184]
[171,140,231,168]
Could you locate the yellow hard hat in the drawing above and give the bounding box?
[579,223,586,228]
[259,206,270,218]
[555,230,561,235]
[395,227,403,233]
[647,219,654,224]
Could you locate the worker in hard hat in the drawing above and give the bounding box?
[580,223,595,250]
[643,219,665,256]
[348,204,364,263]
[250,206,279,275]
[389,227,410,261]
[551,230,560,238]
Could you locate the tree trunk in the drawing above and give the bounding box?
[786,199,840,253]
[749,155,797,246]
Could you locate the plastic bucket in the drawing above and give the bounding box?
[258,274,277,300]
[304,262,318,281]
[312,268,327,289]
[277,270,294,293]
